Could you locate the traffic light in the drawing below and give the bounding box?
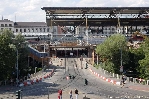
[16,90,21,99]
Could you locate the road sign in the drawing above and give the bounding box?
[120,66,123,72]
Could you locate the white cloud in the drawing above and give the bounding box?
[0,0,149,22]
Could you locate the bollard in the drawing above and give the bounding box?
[112,73,115,78]
[147,80,149,85]
[130,77,133,82]
[133,78,136,83]
[116,74,119,79]
[104,70,105,74]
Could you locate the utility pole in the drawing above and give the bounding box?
[16,49,19,86]
[65,49,66,73]
[120,47,123,73]
[86,15,88,45]
[97,54,98,65]
[48,86,49,99]
[42,57,43,68]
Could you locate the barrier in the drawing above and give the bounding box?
[19,68,55,87]
[89,68,121,85]
[83,58,149,85]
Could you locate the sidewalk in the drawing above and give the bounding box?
[87,62,149,92]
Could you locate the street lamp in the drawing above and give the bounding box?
[64,48,66,73]
[41,57,44,68]
[120,47,123,73]
[9,43,19,86]
[28,56,30,67]
[16,49,19,86]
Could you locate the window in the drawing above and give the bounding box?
[36,28,38,32]
[24,29,26,32]
[16,29,18,32]
[1,24,4,27]
[47,28,49,32]
[9,24,12,27]
[20,29,22,32]
[5,24,7,27]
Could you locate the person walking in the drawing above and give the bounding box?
[69,90,73,99]
[85,79,88,85]
[75,88,78,99]
[58,89,62,99]
[121,75,125,88]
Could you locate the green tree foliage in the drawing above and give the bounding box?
[138,38,149,79]
[0,30,16,80]
[96,34,129,73]
[0,30,28,80]
[127,45,145,77]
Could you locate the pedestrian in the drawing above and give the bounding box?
[58,89,62,99]
[75,88,78,99]
[121,75,125,88]
[69,90,73,99]
[85,79,88,85]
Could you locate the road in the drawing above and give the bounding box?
[0,58,149,99]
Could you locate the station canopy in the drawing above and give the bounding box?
[41,7,149,26]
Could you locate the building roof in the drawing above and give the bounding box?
[14,22,47,27]
[41,7,149,14]
[0,19,13,22]
[42,7,149,26]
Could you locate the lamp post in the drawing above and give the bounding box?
[41,57,44,68]
[96,54,98,65]
[64,48,66,73]
[120,47,123,73]
[28,56,29,67]
[16,49,19,86]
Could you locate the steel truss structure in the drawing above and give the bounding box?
[41,7,149,34]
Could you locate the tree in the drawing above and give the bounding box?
[0,29,16,80]
[126,45,145,77]
[96,34,129,74]
[0,30,29,81]
[137,38,149,79]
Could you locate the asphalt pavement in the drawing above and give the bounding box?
[86,61,149,92]
[1,58,149,99]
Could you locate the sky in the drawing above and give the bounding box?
[0,0,149,22]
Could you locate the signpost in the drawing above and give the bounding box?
[120,66,123,73]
